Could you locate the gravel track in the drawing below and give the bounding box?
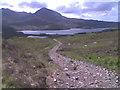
[47,39,119,88]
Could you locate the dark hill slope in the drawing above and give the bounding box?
[2,25,25,39]
[34,8,66,21]
[2,8,31,25]
[2,8,118,30]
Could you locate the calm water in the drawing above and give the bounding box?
[27,36,49,38]
[18,28,114,38]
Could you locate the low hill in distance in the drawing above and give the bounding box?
[2,8,118,30]
[2,25,26,39]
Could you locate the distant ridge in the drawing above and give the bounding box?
[34,8,66,21]
[2,8,118,30]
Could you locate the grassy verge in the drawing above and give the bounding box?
[2,37,59,88]
[57,30,119,72]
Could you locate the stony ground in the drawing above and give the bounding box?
[47,39,119,88]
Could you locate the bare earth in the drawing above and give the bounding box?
[47,39,119,88]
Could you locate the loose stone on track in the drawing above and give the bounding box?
[47,39,119,88]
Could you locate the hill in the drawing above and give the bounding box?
[2,8,118,30]
[2,25,25,39]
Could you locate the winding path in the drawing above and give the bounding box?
[47,39,119,88]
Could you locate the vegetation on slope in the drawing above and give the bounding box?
[2,37,58,88]
[2,25,25,39]
[57,30,119,73]
[2,8,118,30]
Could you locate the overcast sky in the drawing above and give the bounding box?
[0,0,119,22]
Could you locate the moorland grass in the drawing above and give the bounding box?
[57,30,119,72]
[2,37,58,88]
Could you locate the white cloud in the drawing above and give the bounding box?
[0,0,119,22]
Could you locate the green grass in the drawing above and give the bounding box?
[2,30,119,88]
[2,37,59,88]
[57,30,119,72]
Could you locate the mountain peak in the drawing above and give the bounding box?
[35,7,55,14]
[1,8,14,12]
[40,7,49,10]
[1,8,10,10]
[34,7,65,21]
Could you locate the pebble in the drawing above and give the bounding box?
[73,77,76,79]
[68,43,71,45]
[53,86,56,88]
[32,65,36,69]
[93,42,97,44]
[48,40,119,88]
[84,77,87,79]
[95,80,99,84]
[93,75,97,78]
[15,77,18,80]
[9,66,12,69]
[79,81,83,84]
[31,83,36,86]
[97,57,101,59]
[24,81,27,84]
[56,73,59,75]
[64,68,68,71]
[58,80,64,84]
[54,78,57,82]
[90,72,93,75]
[73,66,77,70]
[66,83,69,85]
[96,73,102,76]
[95,85,99,88]
[84,71,88,73]
[70,60,74,63]
[103,68,107,71]
[70,86,74,88]
[116,76,119,79]
[89,82,94,85]
[75,77,79,80]
[90,84,95,87]
[116,80,119,83]
[105,78,111,80]
[96,73,100,75]
[66,73,70,77]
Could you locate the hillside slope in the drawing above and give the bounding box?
[2,8,118,30]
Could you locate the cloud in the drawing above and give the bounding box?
[56,2,81,14]
[84,0,119,2]
[0,0,118,22]
[19,1,47,8]
[83,2,117,12]
[0,2,13,7]
[56,2,118,22]
[56,6,66,11]
[57,2,117,14]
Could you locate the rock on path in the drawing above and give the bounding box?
[47,39,119,88]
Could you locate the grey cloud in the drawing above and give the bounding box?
[56,6,66,11]
[56,2,117,14]
[0,3,13,7]
[19,1,47,8]
[56,2,118,22]
[83,2,117,12]
[56,2,81,14]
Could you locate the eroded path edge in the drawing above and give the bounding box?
[47,39,119,88]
